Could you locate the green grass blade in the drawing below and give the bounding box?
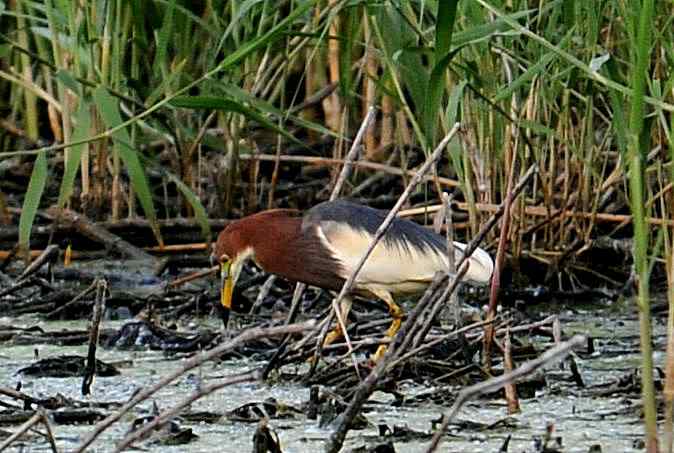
[219,0,265,48]
[153,0,176,77]
[493,50,556,103]
[435,0,458,64]
[421,0,458,148]
[219,82,341,139]
[18,151,47,257]
[216,0,317,72]
[423,47,461,148]
[94,86,163,247]
[446,80,466,181]
[165,172,211,243]
[561,0,575,28]
[339,4,357,101]
[56,102,91,208]
[606,58,627,154]
[375,4,427,121]
[170,95,304,147]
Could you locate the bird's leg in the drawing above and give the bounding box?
[323,297,353,347]
[371,289,403,362]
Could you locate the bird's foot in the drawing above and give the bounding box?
[370,344,388,364]
[323,327,343,348]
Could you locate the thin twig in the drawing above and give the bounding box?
[45,278,98,319]
[328,105,376,364]
[241,153,461,188]
[325,264,466,453]
[331,106,375,198]
[261,283,313,379]
[456,163,537,270]
[484,138,518,369]
[38,409,59,453]
[17,244,59,281]
[411,264,469,351]
[82,278,107,396]
[391,317,495,369]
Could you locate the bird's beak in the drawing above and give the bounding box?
[220,261,233,310]
[219,257,243,329]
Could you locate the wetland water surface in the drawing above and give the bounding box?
[0,301,664,452]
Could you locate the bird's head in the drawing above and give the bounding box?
[211,222,254,328]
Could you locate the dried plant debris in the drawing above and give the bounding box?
[18,355,120,378]
[126,402,198,446]
[0,408,107,426]
[104,320,217,352]
[350,441,396,453]
[252,418,283,453]
[226,397,303,423]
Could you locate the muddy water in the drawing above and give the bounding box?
[0,303,665,453]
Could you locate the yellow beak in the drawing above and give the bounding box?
[220,260,233,311]
[64,243,72,267]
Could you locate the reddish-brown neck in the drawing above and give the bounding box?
[214,209,302,263]
[214,208,344,290]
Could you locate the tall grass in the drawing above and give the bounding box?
[624,0,657,449]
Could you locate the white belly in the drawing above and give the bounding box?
[316,221,492,296]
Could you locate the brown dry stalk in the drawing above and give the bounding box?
[325,0,341,131]
[503,328,521,414]
[362,15,378,158]
[241,153,461,187]
[400,201,674,227]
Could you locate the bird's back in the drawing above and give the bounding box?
[303,200,493,294]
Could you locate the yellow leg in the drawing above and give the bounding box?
[323,297,353,348]
[372,290,403,362]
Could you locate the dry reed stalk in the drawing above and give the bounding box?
[43,74,63,143]
[363,15,378,158]
[326,264,469,453]
[663,172,674,452]
[81,278,106,396]
[38,409,58,453]
[503,328,521,414]
[380,87,394,148]
[399,202,674,228]
[306,108,379,373]
[325,0,342,132]
[483,131,517,369]
[241,153,461,188]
